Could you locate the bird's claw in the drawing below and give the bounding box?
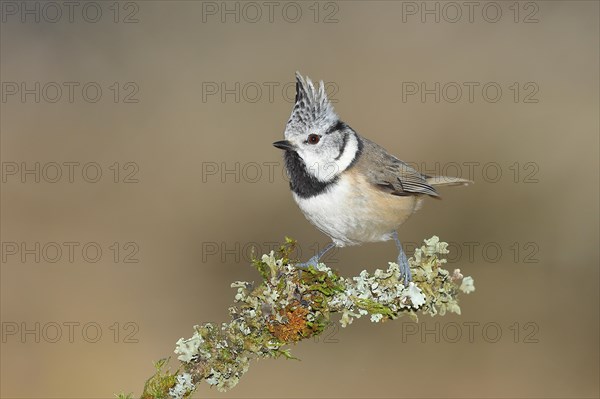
[293,256,320,277]
[294,256,319,270]
[398,255,412,286]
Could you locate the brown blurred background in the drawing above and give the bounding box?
[1,1,598,398]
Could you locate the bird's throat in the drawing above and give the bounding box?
[283,150,338,199]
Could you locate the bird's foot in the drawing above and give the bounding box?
[392,231,412,286]
[294,255,319,270]
[294,242,335,271]
[397,253,412,286]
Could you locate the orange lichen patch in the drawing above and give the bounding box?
[268,305,311,343]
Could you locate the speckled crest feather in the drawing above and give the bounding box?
[286,72,338,136]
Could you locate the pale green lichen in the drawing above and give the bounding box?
[168,373,194,399]
[460,276,476,294]
[174,332,204,363]
[136,236,474,398]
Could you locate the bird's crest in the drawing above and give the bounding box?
[287,72,338,131]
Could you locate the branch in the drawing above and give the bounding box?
[119,236,475,399]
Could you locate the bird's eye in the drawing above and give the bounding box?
[307,134,320,145]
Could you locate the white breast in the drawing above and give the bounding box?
[293,170,421,246]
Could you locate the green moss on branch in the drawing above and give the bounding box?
[125,236,474,399]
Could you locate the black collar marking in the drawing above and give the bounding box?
[346,129,363,170]
[284,121,363,198]
[325,120,346,135]
[283,125,363,199]
[334,132,349,161]
[284,150,338,199]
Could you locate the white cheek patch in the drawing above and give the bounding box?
[302,133,359,182]
[299,132,359,183]
[334,133,359,174]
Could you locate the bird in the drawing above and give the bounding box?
[273,72,471,284]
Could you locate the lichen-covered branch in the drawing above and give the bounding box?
[120,236,475,399]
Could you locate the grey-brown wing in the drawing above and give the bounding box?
[359,139,439,197]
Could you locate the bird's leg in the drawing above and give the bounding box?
[392,231,412,285]
[296,242,336,269]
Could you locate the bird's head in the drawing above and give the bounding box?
[273,72,359,183]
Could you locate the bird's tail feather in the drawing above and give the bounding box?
[426,176,473,187]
